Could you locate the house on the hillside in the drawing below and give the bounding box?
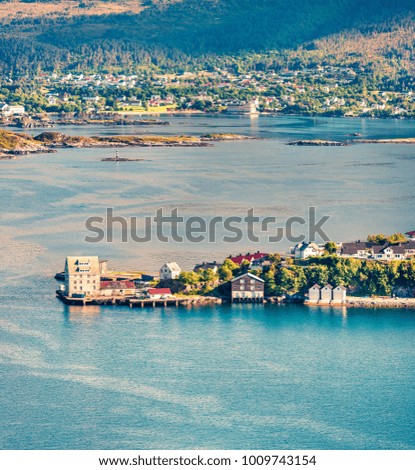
[231,273,264,302]
[371,245,406,261]
[405,230,415,241]
[293,242,324,259]
[229,252,268,266]
[341,241,372,258]
[401,240,415,257]
[159,262,181,280]
[193,261,222,273]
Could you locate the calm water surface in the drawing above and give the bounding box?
[0,115,414,449]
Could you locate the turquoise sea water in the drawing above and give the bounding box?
[0,115,415,449]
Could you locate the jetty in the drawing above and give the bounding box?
[56,290,221,308]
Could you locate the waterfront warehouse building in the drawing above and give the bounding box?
[231,272,264,302]
[64,256,101,297]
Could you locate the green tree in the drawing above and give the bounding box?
[179,271,200,286]
[324,241,337,255]
[367,233,387,245]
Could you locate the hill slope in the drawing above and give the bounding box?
[0,0,415,72]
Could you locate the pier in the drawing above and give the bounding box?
[129,298,185,308]
[56,290,220,308]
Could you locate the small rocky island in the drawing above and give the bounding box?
[288,139,349,146]
[288,137,415,146]
[101,150,145,162]
[0,130,252,159]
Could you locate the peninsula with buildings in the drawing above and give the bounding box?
[56,231,415,310]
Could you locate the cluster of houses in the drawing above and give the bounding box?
[292,232,415,261]
[341,240,415,261]
[61,233,415,304]
[63,256,173,300]
[61,255,268,303]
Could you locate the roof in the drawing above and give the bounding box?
[310,284,321,289]
[341,242,371,255]
[231,272,265,283]
[100,281,135,289]
[372,243,389,254]
[65,256,100,275]
[389,246,406,254]
[161,262,181,271]
[295,242,321,252]
[373,244,405,254]
[194,261,222,271]
[230,252,268,265]
[148,288,172,295]
[401,241,415,249]
[334,285,347,291]
[405,230,415,237]
[322,284,333,289]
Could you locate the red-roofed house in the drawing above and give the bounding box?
[406,231,415,240]
[229,252,268,266]
[100,281,136,297]
[148,288,172,299]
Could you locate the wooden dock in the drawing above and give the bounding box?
[129,298,186,308]
[56,290,192,308]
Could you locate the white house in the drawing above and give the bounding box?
[64,256,101,297]
[1,104,25,117]
[402,241,415,257]
[159,262,181,280]
[341,241,372,258]
[371,245,406,261]
[293,242,324,259]
[147,288,172,299]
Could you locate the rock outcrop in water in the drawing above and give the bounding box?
[288,139,348,146]
[0,130,252,159]
[0,130,53,159]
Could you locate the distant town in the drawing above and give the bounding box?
[56,231,415,310]
[3,63,415,127]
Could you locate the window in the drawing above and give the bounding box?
[240,286,245,291]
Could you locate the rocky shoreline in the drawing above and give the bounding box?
[54,118,170,127]
[0,130,252,159]
[345,297,415,309]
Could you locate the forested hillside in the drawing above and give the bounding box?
[0,0,415,73]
